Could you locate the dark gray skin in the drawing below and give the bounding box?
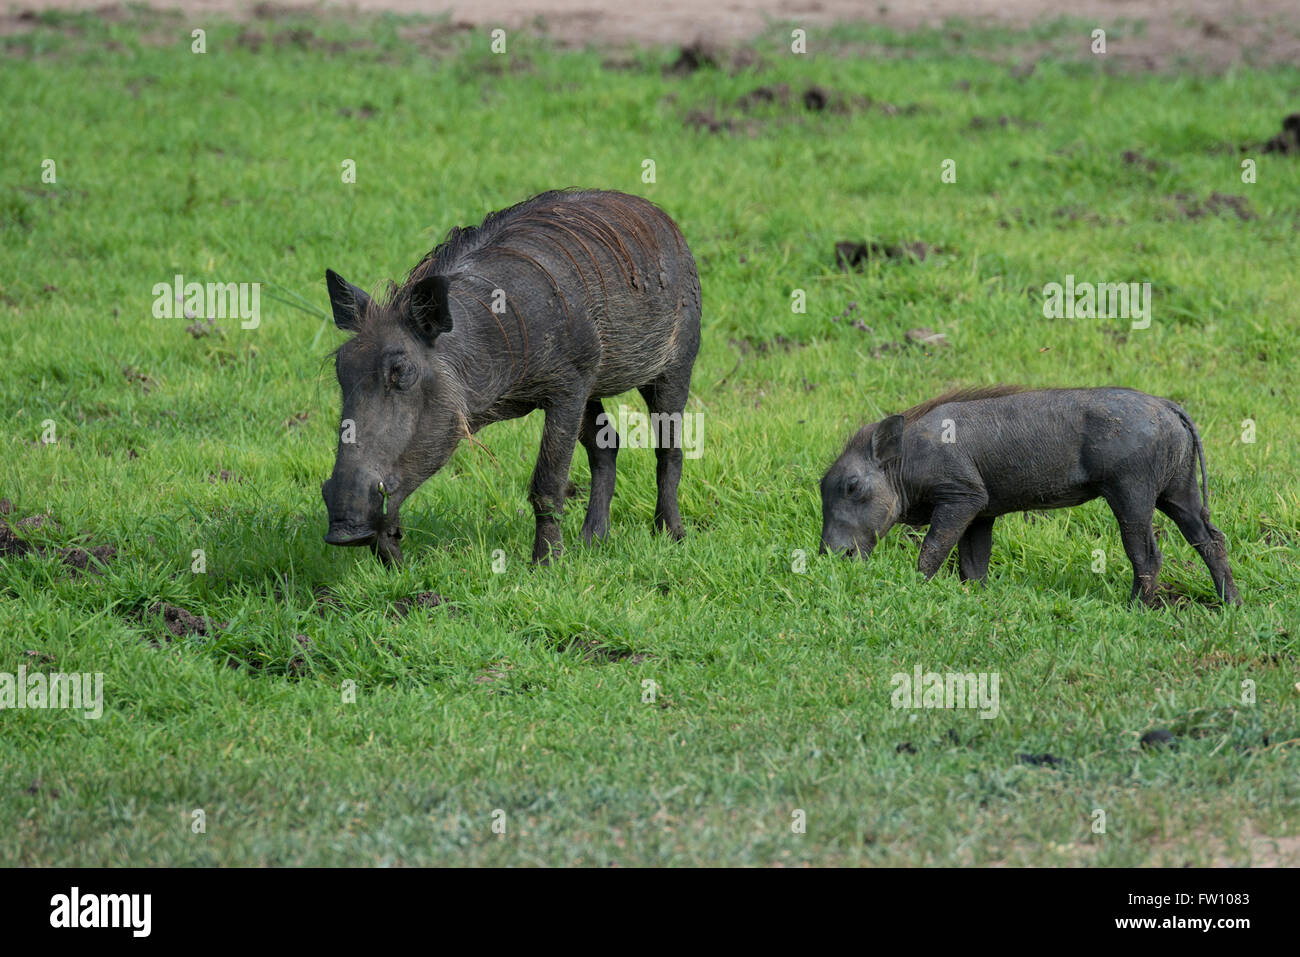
[321,189,702,566]
[820,386,1241,606]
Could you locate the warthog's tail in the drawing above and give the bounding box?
[1170,402,1210,511]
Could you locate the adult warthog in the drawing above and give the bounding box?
[322,189,702,566]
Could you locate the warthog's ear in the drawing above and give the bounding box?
[407,274,454,346]
[870,414,905,466]
[325,269,372,331]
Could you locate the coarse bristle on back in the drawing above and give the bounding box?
[845,384,1026,456]
[895,383,1026,423]
[378,189,679,315]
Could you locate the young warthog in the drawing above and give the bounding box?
[321,189,701,566]
[819,386,1240,605]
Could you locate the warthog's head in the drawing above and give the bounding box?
[819,414,905,559]
[320,268,464,548]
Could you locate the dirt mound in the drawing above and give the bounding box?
[1261,113,1300,154]
[148,602,212,639]
[663,39,718,75]
[835,240,940,269]
[0,507,117,575]
[57,545,117,576]
[392,591,450,617]
[1169,192,1256,221]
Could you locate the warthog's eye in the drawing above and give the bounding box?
[386,359,416,390]
[843,475,862,497]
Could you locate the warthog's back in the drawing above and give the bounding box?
[907,387,1196,511]
[417,189,701,398]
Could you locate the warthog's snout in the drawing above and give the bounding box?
[323,521,377,546]
[819,532,848,558]
[819,539,863,559]
[321,472,387,546]
[819,526,871,559]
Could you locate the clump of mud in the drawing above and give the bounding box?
[57,545,117,575]
[684,107,743,135]
[686,84,909,135]
[663,39,719,75]
[968,114,1040,130]
[186,318,224,338]
[1017,752,1063,767]
[727,335,801,356]
[392,591,450,617]
[561,636,651,664]
[1121,148,1167,172]
[835,240,939,269]
[1261,113,1300,154]
[0,505,116,576]
[1168,192,1256,221]
[830,301,871,332]
[735,83,895,116]
[288,634,313,676]
[148,602,213,639]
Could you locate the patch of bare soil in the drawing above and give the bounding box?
[726,335,802,356]
[147,602,213,639]
[1259,113,1300,154]
[835,240,941,269]
[0,506,117,576]
[56,544,117,575]
[287,633,313,675]
[391,591,451,617]
[969,114,1040,131]
[684,84,897,136]
[5,1,1297,71]
[1166,191,1257,221]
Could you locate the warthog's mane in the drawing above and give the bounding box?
[336,190,682,414]
[845,384,1026,457]
[339,190,682,365]
[374,188,679,321]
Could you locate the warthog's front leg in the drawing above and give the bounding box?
[919,497,988,579]
[957,517,995,583]
[371,508,403,567]
[578,398,619,545]
[529,396,587,564]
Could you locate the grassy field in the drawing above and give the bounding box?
[1,10,1298,866]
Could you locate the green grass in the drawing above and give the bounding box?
[1,11,1297,866]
